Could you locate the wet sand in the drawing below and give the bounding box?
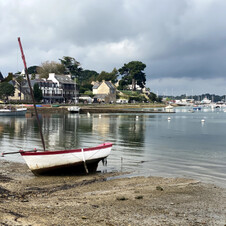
[0,159,226,225]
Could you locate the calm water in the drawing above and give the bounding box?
[0,107,226,188]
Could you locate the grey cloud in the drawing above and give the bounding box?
[149,77,226,96]
[1,0,226,94]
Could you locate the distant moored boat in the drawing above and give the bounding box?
[68,106,80,113]
[165,105,175,112]
[0,107,27,116]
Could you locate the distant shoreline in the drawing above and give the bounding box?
[22,103,177,114]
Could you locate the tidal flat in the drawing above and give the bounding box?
[0,160,225,225]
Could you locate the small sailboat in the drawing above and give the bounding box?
[165,105,174,112]
[0,106,27,116]
[1,38,112,175]
[188,109,195,113]
[19,143,112,175]
[68,106,80,113]
[193,105,202,111]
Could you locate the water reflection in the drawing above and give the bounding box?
[0,111,226,188]
[0,117,27,138]
[0,113,148,154]
[118,115,145,148]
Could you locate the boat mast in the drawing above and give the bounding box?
[18,37,46,151]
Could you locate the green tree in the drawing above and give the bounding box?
[0,71,3,80]
[78,70,98,85]
[59,56,83,81]
[79,84,93,94]
[37,61,65,79]
[148,92,157,102]
[0,82,15,100]
[33,83,43,102]
[97,68,118,83]
[2,73,13,82]
[148,92,162,102]
[27,66,40,74]
[118,61,146,91]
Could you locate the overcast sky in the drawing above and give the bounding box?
[1,0,226,95]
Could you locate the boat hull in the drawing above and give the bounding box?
[0,108,27,116]
[20,143,112,175]
[68,106,80,113]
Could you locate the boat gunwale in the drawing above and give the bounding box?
[20,143,112,156]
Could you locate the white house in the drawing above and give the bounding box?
[46,73,78,103]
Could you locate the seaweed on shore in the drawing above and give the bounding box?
[0,186,10,195]
[23,178,107,196]
[0,174,12,182]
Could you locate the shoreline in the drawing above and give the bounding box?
[22,103,175,114]
[0,159,225,225]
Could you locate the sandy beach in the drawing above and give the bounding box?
[0,159,225,225]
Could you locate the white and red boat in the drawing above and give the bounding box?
[19,143,112,175]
